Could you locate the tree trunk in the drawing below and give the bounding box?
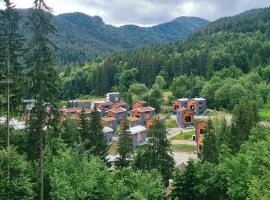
[39,128,44,200]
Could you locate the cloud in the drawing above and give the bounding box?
[1,0,270,26]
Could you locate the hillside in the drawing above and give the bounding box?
[18,9,208,66]
[60,6,270,98]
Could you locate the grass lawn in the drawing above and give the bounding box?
[259,104,270,121]
[166,118,178,128]
[172,144,197,152]
[108,142,117,155]
[170,130,195,141]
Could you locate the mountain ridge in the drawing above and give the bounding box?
[18,9,209,66]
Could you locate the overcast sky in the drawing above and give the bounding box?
[2,0,270,26]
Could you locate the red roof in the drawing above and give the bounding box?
[107,107,127,113]
[135,107,155,112]
[97,101,113,108]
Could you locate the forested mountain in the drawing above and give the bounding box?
[60,6,270,99]
[18,9,208,66]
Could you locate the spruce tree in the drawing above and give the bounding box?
[230,99,259,152]
[78,108,90,143]
[25,1,58,199]
[88,107,108,162]
[201,119,219,163]
[134,119,175,184]
[0,0,24,180]
[116,120,132,168]
[172,160,199,200]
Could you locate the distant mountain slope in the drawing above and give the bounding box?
[198,7,270,35]
[18,10,209,66]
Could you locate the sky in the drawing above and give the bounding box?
[2,0,270,26]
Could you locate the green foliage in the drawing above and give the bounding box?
[170,130,195,141]
[46,146,112,200]
[112,168,165,200]
[166,118,178,129]
[201,120,219,163]
[62,118,80,146]
[133,119,175,184]
[170,75,205,98]
[88,108,108,162]
[172,144,196,152]
[0,147,35,200]
[230,99,259,152]
[116,120,133,168]
[128,83,148,99]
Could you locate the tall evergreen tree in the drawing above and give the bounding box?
[0,0,24,180]
[172,160,198,200]
[88,107,108,162]
[25,1,58,199]
[116,120,132,168]
[201,119,219,163]
[230,98,259,152]
[78,108,90,143]
[133,119,175,184]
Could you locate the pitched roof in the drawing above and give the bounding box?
[129,125,146,135]
[177,98,189,101]
[127,117,140,122]
[134,106,155,112]
[101,117,116,122]
[107,107,127,113]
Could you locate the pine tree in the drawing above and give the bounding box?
[116,120,132,168]
[134,119,175,184]
[0,0,24,181]
[201,119,219,163]
[172,160,198,200]
[230,99,259,153]
[88,107,108,162]
[78,108,90,143]
[25,1,58,199]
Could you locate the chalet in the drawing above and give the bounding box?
[101,117,117,133]
[195,119,208,155]
[114,101,129,110]
[95,101,113,117]
[106,106,127,124]
[176,107,195,128]
[60,107,92,120]
[106,92,120,103]
[132,101,148,110]
[146,116,166,130]
[132,106,155,126]
[172,98,189,113]
[128,125,147,149]
[68,100,92,109]
[188,98,207,115]
[127,116,141,128]
[102,127,114,144]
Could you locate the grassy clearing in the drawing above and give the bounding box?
[259,104,270,121]
[170,130,195,141]
[108,142,117,155]
[172,144,197,152]
[166,118,178,128]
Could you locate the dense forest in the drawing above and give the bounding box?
[1,0,270,200]
[17,9,208,66]
[60,6,270,105]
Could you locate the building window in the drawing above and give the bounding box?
[200,129,205,135]
[186,116,192,122]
